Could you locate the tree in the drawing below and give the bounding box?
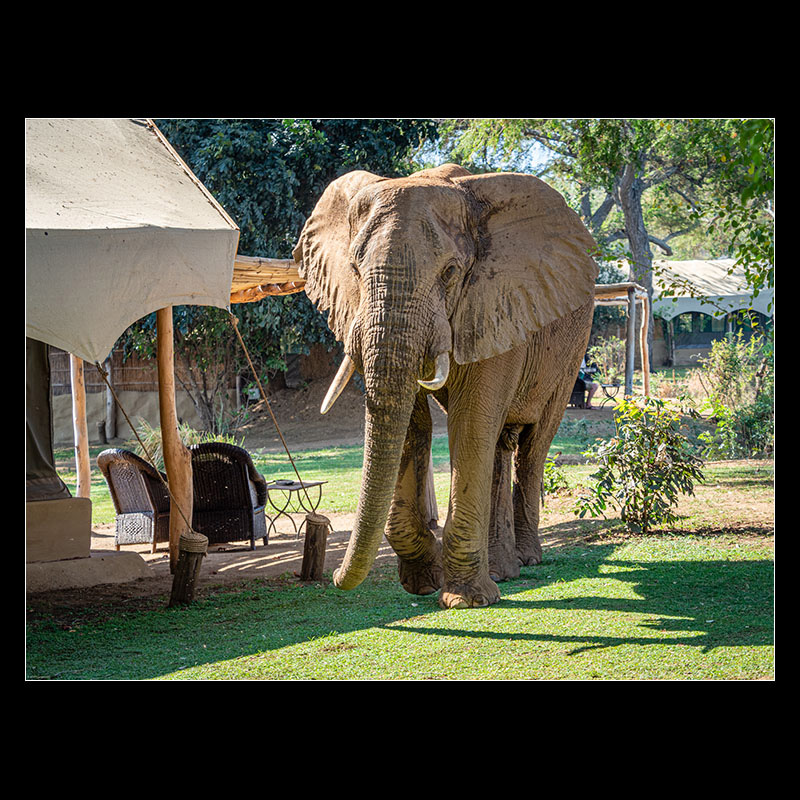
[122,119,440,431]
[440,118,774,353]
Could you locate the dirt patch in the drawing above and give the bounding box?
[25,506,591,627]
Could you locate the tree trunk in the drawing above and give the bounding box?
[104,356,117,440]
[616,163,654,367]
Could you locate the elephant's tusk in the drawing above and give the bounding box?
[321,354,356,414]
[418,352,450,391]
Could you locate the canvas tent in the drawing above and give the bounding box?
[26,118,239,365]
[26,118,240,592]
[651,258,774,321]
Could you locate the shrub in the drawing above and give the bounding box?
[541,453,569,503]
[695,331,774,458]
[574,397,705,534]
[126,419,242,471]
[588,336,626,385]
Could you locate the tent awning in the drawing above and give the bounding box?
[25,118,240,364]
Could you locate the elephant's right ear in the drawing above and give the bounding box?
[294,170,386,344]
[450,172,600,364]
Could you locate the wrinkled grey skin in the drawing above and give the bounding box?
[294,164,598,608]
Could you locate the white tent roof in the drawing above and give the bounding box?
[651,258,773,321]
[25,118,240,364]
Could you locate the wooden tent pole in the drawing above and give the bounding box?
[156,307,195,572]
[69,353,91,498]
[625,287,636,396]
[640,295,651,397]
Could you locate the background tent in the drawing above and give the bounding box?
[651,259,774,321]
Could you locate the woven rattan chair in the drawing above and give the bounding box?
[97,448,171,552]
[189,442,268,550]
[98,443,269,552]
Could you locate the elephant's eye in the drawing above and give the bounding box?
[441,262,458,285]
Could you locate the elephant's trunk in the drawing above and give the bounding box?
[332,308,427,590]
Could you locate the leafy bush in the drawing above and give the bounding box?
[587,336,626,385]
[541,453,569,503]
[695,331,774,458]
[126,419,242,472]
[574,397,705,534]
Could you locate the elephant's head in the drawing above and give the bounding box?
[293,164,598,590]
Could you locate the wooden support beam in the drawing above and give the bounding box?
[640,294,651,397]
[69,353,91,499]
[156,306,208,606]
[625,287,637,396]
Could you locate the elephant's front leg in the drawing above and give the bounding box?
[440,408,506,609]
[385,392,443,596]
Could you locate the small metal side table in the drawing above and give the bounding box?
[598,383,621,407]
[265,479,327,538]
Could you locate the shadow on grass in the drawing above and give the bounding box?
[26,533,774,679]
[395,550,773,656]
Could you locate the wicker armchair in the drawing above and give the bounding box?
[97,448,171,552]
[189,442,268,550]
[97,443,269,552]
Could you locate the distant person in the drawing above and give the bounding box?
[579,356,599,409]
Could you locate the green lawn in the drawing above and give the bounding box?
[25,534,773,680]
[31,446,774,680]
[53,415,619,524]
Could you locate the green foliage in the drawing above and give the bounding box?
[696,331,774,458]
[587,336,626,385]
[126,419,241,472]
[541,454,569,502]
[575,397,705,534]
[155,119,439,260]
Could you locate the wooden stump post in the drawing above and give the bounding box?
[300,513,330,581]
[169,533,208,607]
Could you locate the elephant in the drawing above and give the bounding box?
[293,163,599,608]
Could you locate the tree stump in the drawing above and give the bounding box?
[300,513,330,581]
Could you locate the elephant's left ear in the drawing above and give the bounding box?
[451,172,599,364]
[293,170,387,345]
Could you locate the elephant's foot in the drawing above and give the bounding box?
[439,575,501,609]
[516,536,543,567]
[489,542,521,582]
[398,550,443,596]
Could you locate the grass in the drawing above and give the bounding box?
[31,450,774,680]
[25,534,773,680]
[53,414,619,524]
